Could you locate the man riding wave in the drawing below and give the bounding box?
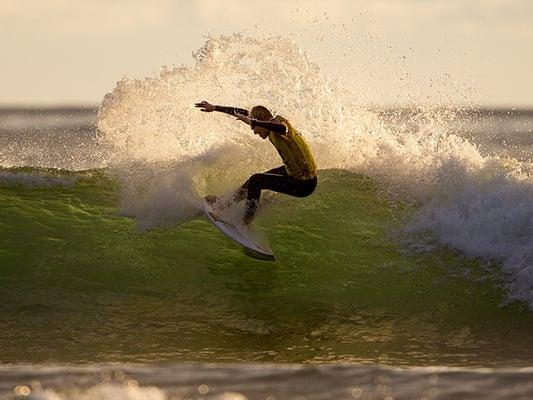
[195,101,317,225]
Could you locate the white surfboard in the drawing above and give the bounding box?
[201,199,275,261]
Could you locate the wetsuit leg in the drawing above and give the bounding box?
[233,166,286,203]
[241,166,317,224]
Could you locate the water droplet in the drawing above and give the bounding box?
[198,384,210,395]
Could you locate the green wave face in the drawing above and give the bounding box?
[0,169,531,366]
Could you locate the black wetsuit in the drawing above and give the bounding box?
[214,105,317,224]
[235,166,317,224]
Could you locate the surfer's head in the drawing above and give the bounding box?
[250,105,273,139]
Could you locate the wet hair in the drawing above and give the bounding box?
[250,105,273,121]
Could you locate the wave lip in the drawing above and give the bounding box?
[0,169,79,188]
[405,170,533,305]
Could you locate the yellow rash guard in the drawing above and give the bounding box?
[268,115,317,180]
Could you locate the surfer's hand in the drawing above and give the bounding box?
[235,113,251,125]
[195,101,215,112]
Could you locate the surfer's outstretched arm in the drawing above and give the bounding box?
[234,113,287,135]
[195,101,248,116]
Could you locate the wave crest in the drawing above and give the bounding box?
[97,34,533,306]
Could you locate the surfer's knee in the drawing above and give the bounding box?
[247,174,264,191]
[248,173,263,185]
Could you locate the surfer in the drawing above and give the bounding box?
[195,101,317,225]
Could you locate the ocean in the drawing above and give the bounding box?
[1,35,532,399]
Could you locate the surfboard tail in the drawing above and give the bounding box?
[201,199,275,261]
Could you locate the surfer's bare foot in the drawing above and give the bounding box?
[206,195,235,210]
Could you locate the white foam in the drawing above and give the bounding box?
[404,167,533,305]
[25,384,167,400]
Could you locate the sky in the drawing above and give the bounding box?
[1,0,532,107]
